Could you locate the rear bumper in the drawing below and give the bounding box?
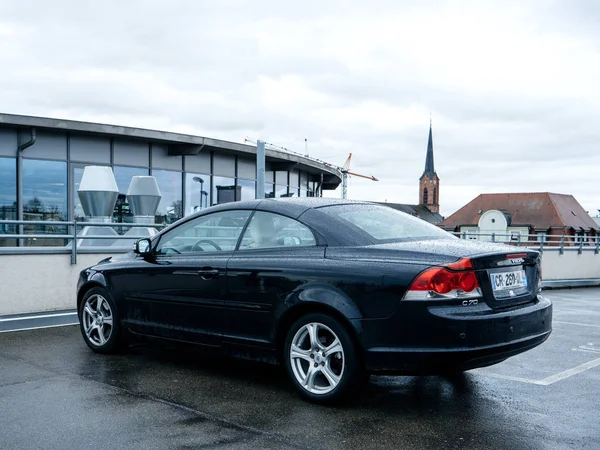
[360,295,553,374]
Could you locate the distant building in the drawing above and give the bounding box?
[0,113,341,247]
[594,211,600,227]
[439,192,599,245]
[377,202,443,225]
[378,121,443,225]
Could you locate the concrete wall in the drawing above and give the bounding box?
[0,253,114,316]
[540,251,600,280]
[1,251,599,316]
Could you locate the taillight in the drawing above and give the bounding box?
[404,258,482,301]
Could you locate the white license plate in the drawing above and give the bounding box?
[490,269,528,291]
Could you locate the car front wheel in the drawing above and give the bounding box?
[79,287,124,354]
[284,313,363,404]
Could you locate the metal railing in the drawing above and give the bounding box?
[0,220,166,264]
[2,220,599,264]
[451,231,600,255]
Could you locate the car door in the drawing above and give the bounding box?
[126,209,252,346]
[223,211,325,349]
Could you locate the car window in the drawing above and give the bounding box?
[238,211,316,250]
[319,204,453,242]
[156,210,251,255]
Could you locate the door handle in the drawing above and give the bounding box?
[197,269,219,279]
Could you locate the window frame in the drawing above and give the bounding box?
[235,210,318,253]
[153,209,253,257]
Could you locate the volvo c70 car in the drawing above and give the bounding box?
[77,198,552,403]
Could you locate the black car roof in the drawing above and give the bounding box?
[166,197,381,247]
[207,197,374,219]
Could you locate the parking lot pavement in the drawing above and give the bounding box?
[1,289,599,450]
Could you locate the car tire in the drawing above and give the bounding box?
[284,312,363,404]
[78,287,125,354]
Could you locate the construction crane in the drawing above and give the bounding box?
[333,153,378,199]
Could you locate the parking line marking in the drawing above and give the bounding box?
[554,321,600,329]
[573,347,600,354]
[478,373,542,385]
[535,357,600,385]
[0,323,79,333]
[0,312,78,323]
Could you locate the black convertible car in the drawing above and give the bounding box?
[77,198,552,403]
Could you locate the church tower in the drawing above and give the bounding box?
[419,121,440,213]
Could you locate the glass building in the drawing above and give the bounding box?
[0,113,341,247]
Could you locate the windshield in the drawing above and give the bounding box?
[320,203,454,242]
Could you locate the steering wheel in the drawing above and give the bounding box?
[191,239,222,252]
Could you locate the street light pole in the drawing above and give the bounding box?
[256,140,265,199]
[193,177,204,211]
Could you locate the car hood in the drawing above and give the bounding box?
[325,238,528,266]
[91,251,137,268]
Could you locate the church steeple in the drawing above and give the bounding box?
[423,120,435,179]
[419,120,440,213]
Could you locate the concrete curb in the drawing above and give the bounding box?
[542,279,600,290]
[0,310,78,333]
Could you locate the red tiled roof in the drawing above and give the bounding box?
[439,193,599,231]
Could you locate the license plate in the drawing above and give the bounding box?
[491,269,528,291]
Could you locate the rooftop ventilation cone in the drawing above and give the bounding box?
[78,166,119,220]
[126,176,162,223]
[112,176,162,248]
[76,166,119,247]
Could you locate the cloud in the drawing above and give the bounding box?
[0,0,599,218]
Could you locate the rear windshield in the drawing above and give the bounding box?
[319,204,454,242]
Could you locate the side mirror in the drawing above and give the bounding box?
[134,238,152,255]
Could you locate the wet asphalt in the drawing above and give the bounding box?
[1,288,599,450]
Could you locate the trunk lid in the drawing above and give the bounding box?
[325,238,541,308]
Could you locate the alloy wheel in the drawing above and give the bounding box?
[82,294,113,347]
[289,322,345,395]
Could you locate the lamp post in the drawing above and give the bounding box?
[193,177,204,211]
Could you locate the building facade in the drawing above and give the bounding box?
[439,192,599,245]
[0,113,341,247]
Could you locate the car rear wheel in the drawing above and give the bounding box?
[284,313,363,404]
[79,287,125,354]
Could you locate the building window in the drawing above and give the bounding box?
[237,179,256,201]
[423,187,429,204]
[23,159,68,246]
[264,170,275,198]
[185,173,211,216]
[433,187,437,204]
[276,185,289,198]
[289,171,300,197]
[264,184,275,198]
[275,170,288,197]
[153,169,183,224]
[299,172,308,197]
[213,176,237,205]
[113,166,149,223]
[0,157,16,246]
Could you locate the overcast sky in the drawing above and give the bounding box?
[1,0,599,217]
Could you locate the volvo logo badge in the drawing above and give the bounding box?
[497,258,525,267]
